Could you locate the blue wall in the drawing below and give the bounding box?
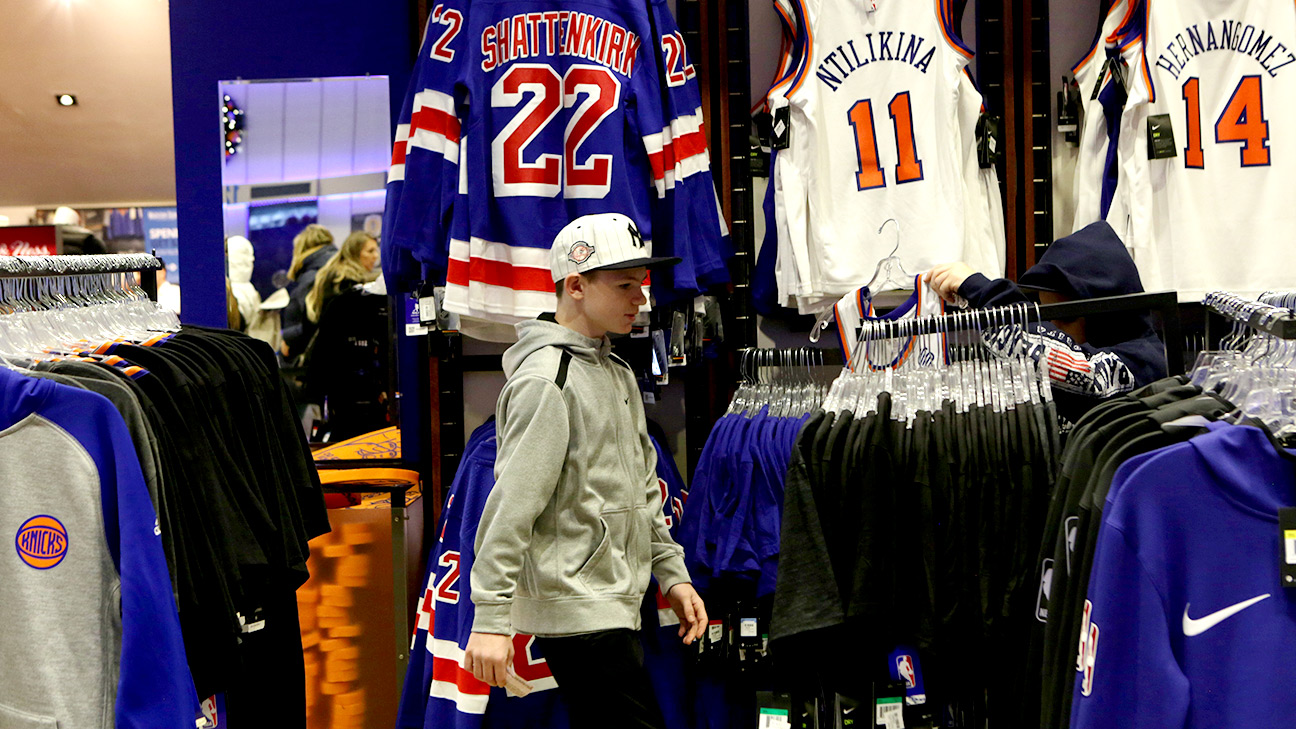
[169,0,414,326]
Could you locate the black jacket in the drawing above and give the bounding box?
[280,245,337,357]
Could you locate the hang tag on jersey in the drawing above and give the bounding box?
[1109,58,1129,92]
[886,646,927,705]
[756,691,794,729]
[871,681,907,728]
[1147,114,1178,159]
[405,295,430,336]
[1057,78,1078,141]
[976,113,1001,169]
[1089,58,1111,101]
[772,104,791,150]
[237,607,265,633]
[835,694,862,728]
[670,310,689,366]
[1279,507,1296,588]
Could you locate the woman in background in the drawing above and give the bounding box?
[305,232,380,326]
[303,232,386,440]
[280,224,336,358]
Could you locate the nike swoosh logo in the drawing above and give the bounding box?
[1183,594,1271,636]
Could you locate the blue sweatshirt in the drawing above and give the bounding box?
[0,368,196,728]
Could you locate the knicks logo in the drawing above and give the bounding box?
[568,241,595,264]
[16,515,68,569]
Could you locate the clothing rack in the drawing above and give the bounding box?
[819,290,1185,375]
[0,253,163,302]
[1204,290,1296,341]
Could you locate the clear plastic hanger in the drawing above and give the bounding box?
[865,219,914,294]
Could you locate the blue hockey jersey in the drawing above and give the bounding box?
[1072,425,1296,728]
[399,420,694,729]
[383,0,731,321]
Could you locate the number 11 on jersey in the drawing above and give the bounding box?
[848,91,925,191]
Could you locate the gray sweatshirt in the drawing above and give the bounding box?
[471,314,691,637]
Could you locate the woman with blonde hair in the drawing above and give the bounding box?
[306,232,380,324]
[281,224,336,357]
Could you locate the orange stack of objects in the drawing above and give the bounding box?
[299,521,374,729]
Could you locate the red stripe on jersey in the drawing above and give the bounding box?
[647,126,710,181]
[411,105,462,145]
[432,656,491,696]
[447,255,554,292]
[392,140,408,166]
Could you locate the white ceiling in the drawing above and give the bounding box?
[0,0,175,207]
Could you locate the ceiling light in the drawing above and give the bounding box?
[56,94,77,107]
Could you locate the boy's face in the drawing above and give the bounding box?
[575,267,648,336]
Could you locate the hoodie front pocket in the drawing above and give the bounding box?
[577,509,630,593]
[0,702,59,729]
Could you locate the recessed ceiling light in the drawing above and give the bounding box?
[56,94,77,106]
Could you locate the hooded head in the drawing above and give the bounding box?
[1018,221,1143,300]
[226,235,254,285]
[1020,221,1156,349]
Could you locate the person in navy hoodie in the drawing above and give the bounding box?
[929,221,1168,424]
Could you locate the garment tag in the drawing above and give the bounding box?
[708,620,724,643]
[872,681,906,728]
[758,708,791,729]
[1109,58,1128,91]
[1089,58,1111,100]
[405,295,429,336]
[1280,508,1296,588]
[1147,114,1177,159]
[835,694,861,727]
[740,617,759,638]
[887,646,927,705]
[756,692,794,729]
[875,698,903,728]
[976,113,1001,168]
[237,608,265,633]
[505,669,534,697]
[772,104,791,150]
[417,296,437,324]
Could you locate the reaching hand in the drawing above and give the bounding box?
[464,631,514,687]
[927,262,977,304]
[666,583,708,645]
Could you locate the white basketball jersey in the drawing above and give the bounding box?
[833,274,947,371]
[1071,0,1138,231]
[1118,0,1296,299]
[774,0,1004,312]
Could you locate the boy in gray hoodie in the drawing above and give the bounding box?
[465,213,707,729]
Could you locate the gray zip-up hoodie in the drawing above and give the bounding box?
[470,314,691,637]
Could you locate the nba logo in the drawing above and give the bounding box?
[896,654,917,689]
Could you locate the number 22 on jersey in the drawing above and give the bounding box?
[492,63,622,199]
[848,91,925,190]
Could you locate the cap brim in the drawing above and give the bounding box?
[589,256,682,271]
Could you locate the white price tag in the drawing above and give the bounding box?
[740,617,758,638]
[1285,529,1296,564]
[757,708,791,729]
[707,622,723,643]
[876,698,904,728]
[418,296,437,324]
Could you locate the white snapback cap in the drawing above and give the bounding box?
[549,213,681,282]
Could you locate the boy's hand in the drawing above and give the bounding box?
[928,262,977,304]
[465,632,514,687]
[667,583,708,645]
